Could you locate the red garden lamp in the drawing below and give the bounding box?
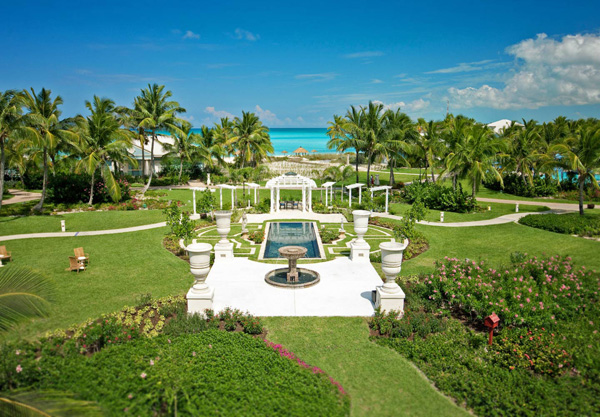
[484,313,500,345]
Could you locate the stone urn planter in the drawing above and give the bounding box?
[379,240,409,293]
[187,242,213,294]
[214,210,232,244]
[352,210,371,243]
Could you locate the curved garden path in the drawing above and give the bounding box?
[3,189,42,205]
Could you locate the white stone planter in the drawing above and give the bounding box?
[187,242,213,294]
[352,210,371,243]
[215,210,232,244]
[379,240,408,293]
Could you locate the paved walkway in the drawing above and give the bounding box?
[477,197,582,211]
[0,222,167,242]
[3,189,41,205]
[245,210,346,224]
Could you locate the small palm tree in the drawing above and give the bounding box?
[416,119,445,182]
[326,110,365,183]
[441,115,473,190]
[75,96,136,205]
[163,120,203,184]
[228,112,272,167]
[360,101,386,185]
[0,89,22,211]
[379,109,416,185]
[549,124,600,215]
[0,266,54,335]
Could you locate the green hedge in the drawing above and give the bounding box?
[3,332,349,416]
[402,181,477,213]
[519,212,600,236]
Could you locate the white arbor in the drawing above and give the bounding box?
[218,184,237,210]
[266,172,317,213]
[370,185,392,213]
[321,181,336,207]
[346,183,365,207]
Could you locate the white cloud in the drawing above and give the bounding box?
[450,33,600,109]
[295,73,337,81]
[372,99,430,113]
[204,106,234,119]
[343,51,384,59]
[254,105,281,125]
[182,30,200,40]
[234,28,259,41]
[426,60,494,74]
[371,79,384,84]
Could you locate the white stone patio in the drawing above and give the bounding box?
[207,257,381,316]
[244,211,345,224]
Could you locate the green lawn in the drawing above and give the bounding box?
[0,209,166,236]
[337,171,417,186]
[389,201,549,223]
[264,317,469,417]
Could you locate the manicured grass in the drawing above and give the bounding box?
[389,201,549,223]
[0,209,166,236]
[401,222,600,276]
[4,227,191,341]
[264,317,470,417]
[519,211,600,236]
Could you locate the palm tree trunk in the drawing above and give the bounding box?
[389,159,395,186]
[142,132,156,194]
[0,137,5,212]
[578,175,585,215]
[33,149,48,212]
[472,178,477,198]
[366,152,372,188]
[452,174,457,191]
[88,169,96,206]
[179,158,183,184]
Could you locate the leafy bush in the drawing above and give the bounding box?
[402,181,477,213]
[249,230,265,243]
[47,173,130,204]
[519,213,600,237]
[320,228,339,243]
[2,332,349,416]
[369,308,447,339]
[163,202,196,239]
[484,173,558,197]
[196,189,217,215]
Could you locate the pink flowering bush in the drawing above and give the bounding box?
[417,255,600,328]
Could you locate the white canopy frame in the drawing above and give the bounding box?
[321,181,336,207]
[190,187,216,216]
[218,184,237,210]
[266,173,317,213]
[245,182,261,205]
[346,183,365,207]
[370,185,392,213]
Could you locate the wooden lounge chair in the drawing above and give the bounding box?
[74,247,90,264]
[66,256,86,273]
[0,245,12,263]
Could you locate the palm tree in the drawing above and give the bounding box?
[213,117,235,157]
[447,124,505,197]
[379,109,415,186]
[228,111,272,167]
[360,101,386,186]
[75,96,136,205]
[0,90,22,211]
[549,124,600,215]
[416,119,445,182]
[503,119,543,185]
[18,88,78,211]
[322,164,354,184]
[116,106,149,176]
[326,110,365,183]
[441,114,473,190]
[0,266,54,335]
[162,120,203,184]
[199,125,226,169]
[134,84,185,193]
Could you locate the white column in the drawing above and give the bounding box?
[348,188,352,208]
[325,186,328,207]
[270,188,274,213]
[385,188,389,213]
[302,186,306,212]
[341,186,344,203]
[254,187,258,205]
[359,186,362,205]
[192,189,197,215]
[276,187,280,212]
[220,188,223,209]
[231,188,234,210]
[308,187,312,212]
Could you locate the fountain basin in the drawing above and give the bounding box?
[264,245,320,288]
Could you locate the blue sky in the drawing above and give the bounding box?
[1,0,599,127]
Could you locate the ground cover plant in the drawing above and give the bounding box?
[402,181,477,213]
[519,212,600,237]
[372,254,600,417]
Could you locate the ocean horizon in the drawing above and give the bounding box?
[189,127,336,156]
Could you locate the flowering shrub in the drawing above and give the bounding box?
[249,230,265,243]
[369,308,447,339]
[48,173,131,204]
[417,255,599,328]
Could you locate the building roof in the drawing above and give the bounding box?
[266,172,317,189]
[129,134,174,159]
[487,119,524,134]
[292,147,309,154]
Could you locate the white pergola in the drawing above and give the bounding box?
[346,183,365,207]
[370,185,392,213]
[266,173,317,213]
[245,183,261,205]
[218,184,237,210]
[322,181,336,207]
[190,187,216,217]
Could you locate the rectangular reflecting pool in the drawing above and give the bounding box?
[263,222,322,259]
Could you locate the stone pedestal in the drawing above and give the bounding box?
[189,213,201,220]
[350,240,370,262]
[214,242,234,260]
[187,287,215,315]
[375,286,405,313]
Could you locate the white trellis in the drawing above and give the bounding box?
[370,185,392,213]
[345,183,365,207]
[265,172,317,213]
[245,182,260,205]
[218,184,237,210]
[321,181,336,207]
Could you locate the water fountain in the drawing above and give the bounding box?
[264,246,320,288]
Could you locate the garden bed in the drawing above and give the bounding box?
[519,212,600,237]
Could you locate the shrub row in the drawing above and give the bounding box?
[48,173,131,205]
[402,181,477,213]
[519,212,600,237]
[484,173,558,197]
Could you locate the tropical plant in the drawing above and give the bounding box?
[441,114,473,190]
[0,90,22,211]
[359,101,386,183]
[322,165,354,184]
[228,112,272,167]
[75,96,136,204]
[163,120,202,184]
[327,111,365,183]
[548,124,600,215]
[416,119,445,182]
[18,88,78,211]
[0,266,54,335]
[379,109,416,185]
